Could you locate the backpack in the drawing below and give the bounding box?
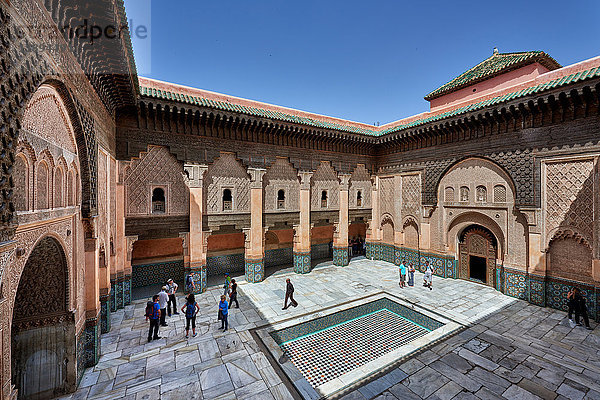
[145,301,154,318]
[186,275,193,286]
[185,302,196,318]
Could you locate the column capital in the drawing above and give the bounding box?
[125,235,138,261]
[184,164,208,188]
[338,173,351,190]
[299,171,313,190]
[248,167,267,189]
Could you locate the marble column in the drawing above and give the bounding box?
[333,174,351,266]
[294,171,313,273]
[245,168,266,283]
[115,162,126,309]
[124,235,138,304]
[366,176,380,259]
[83,217,101,367]
[184,164,208,293]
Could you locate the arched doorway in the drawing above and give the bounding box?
[11,236,76,399]
[458,225,497,286]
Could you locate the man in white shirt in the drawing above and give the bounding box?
[158,286,169,326]
[166,278,179,317]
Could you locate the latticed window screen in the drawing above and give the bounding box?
[476,186,487,202]
[494,185,506,202]
[460,186,469,202]
[357,191,362,207]
[277,189,285,209]
[445,187,454,202]
[222,189,233,211]
[321,190,328,208]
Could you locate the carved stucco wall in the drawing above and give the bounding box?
[544,158,596,282]
[125,146,189,216]
[205,153,250,214]
[264,158,300,212]
[401,174,421,221]
[15,85,80,215]
[311,161,339,210]
[349,164,371,209]
[379,177,394,220]
[544,159,595,245]
[437,158,526,268]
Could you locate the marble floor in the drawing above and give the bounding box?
[58,259,599,400]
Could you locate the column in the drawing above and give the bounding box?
[245,168,266,283]
[184,164,208,293]
[333,174,350,266]
[124,235,138,304]
[294,171,313,273]
[115,166,126,309]
[83,217,100,367]
[366,176,380,259]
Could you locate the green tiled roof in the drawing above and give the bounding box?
[384,66,600,135]
[139,86,379,136]
[140,64,600,137]
[424,51,561,101]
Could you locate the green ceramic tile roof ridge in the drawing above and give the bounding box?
[139,65,599,137]
[139,85,378,135]
[381,66,600,135]
[424,51,561,101]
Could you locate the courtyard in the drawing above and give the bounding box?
[59,259,599,400]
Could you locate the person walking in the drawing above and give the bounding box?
[219,295,229,331]
[573,288,592,330]
[146,294,162,342]
[423,261,433,290]
[567,288,576,328]
[282,278,298,310]
[185,274,195,294]
[181,293,200,338]
[166,278,179,317]
[229,278,239,309]
[408,264,415,287]
[223,273,231,296]
[158,286,169,326]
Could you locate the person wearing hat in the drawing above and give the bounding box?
[158,286,169,326]
[166,278,179,317]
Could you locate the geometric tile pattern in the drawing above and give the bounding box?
[311,242,332,260]
[207,253,245,276]
[504,267,528,300]
[293,251,311,274]
[333,246,349,266]
[132,259,185,288]
[245,257,264,283]
[100,295,110,334]
[529,274,545,306]
[281,309,429,388]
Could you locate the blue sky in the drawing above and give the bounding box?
[124,0,600,125]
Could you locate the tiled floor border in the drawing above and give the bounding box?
[251,291,467,399]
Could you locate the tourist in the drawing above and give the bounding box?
[166,278,179,317]
[181,293,200,338]
[573,288,592,330]
[423,262,433,290]
[408,264,415,287]
[158,286,169,326]
[229,278,239,309]
[567,287,576,327]
[399,260,407,288]
[219,295,229,331]
[185,274,195,294]
[146,294,161,342]
[282,278,298,310]
[223,273,231,296]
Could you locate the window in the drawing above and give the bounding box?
[357,190,362,207]
[445,187,454,202]
[277,189,285,209]
[152,188,166,213]
[321,190,328,208]
[494,185,506,203]
[223,188,233,211]
[460,186,469,202]
[476,185,487,203]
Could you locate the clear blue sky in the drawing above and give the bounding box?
[124,0,600,125]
